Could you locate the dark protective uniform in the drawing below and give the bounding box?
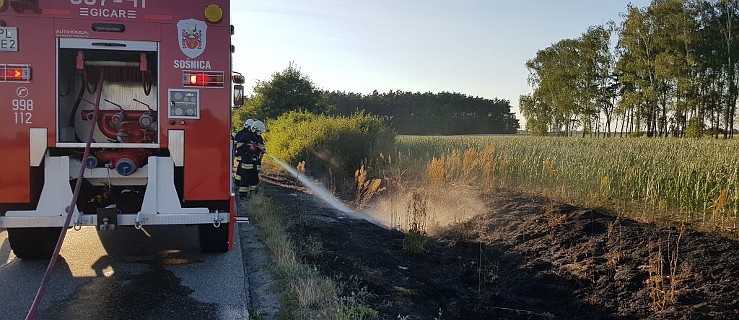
[232,128,254,195]
[249,133,266,191]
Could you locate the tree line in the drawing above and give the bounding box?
[325,90,519,135]
[236,63,520,135]
[521,0,739,138]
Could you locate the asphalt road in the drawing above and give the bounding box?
[0,224,248,320]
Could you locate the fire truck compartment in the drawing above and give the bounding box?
[56,39,159,148]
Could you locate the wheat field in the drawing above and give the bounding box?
[392,135,739,232]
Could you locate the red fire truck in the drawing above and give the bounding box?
[0,0,244,258]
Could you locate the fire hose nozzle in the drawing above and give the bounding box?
[250,143,266,154]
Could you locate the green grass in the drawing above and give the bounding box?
[393,135,739,232]
[243,193,378,320]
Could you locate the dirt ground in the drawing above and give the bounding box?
[255,178,739,320]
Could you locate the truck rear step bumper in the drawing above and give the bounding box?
[0,155,229,229]
[0,212,230,228]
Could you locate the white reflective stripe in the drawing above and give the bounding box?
[241,163,254,169]
[168,130,185,167]
[30,128,47,167]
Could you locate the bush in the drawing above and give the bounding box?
[265,111,396,183]
[685,118,704,138]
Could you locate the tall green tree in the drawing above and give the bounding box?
[236,63,331,126]
[617,0,702,137]
[617,4,662,137]
[525,38,580,135]
[652,0,697,137]
[694,0,739,138]
[523,25,616,136]
[692,0,722,134]
[519,94,551,135]
[580,25,619,136]
[524,0,738,138]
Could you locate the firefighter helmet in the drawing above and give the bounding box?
[252,120,266,134]
[244,118,255,129]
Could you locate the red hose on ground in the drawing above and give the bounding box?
[24,71,105,320]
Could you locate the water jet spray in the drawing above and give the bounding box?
[268,155,385,227]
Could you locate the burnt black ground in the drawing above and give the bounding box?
[260,180,739,320]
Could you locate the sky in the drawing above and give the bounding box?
[230,0,652,122]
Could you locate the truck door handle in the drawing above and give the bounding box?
[91,42,127,47]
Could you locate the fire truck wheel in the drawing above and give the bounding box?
[198,223,229,253]
[7,227,63,259]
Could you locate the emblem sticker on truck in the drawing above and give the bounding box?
[0,27,19,52]
[177,19,207,59]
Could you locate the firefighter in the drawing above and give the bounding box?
[233,119,254,195]
[245,120,266,194]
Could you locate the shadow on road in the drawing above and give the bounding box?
[0,231,10,266]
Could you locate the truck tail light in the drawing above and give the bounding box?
[0,64,31,82]
[182,70,224,87]
[190,74,209,85]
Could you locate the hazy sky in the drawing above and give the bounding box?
[231,1,652,120]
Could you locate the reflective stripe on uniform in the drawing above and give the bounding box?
[241,163,254,169]
[234,175,241,180]
[256,165,261,171]
[238,187,250,192]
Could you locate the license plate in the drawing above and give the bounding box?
[0,27,19,52]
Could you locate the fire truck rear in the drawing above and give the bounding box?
[0,0,242,258]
